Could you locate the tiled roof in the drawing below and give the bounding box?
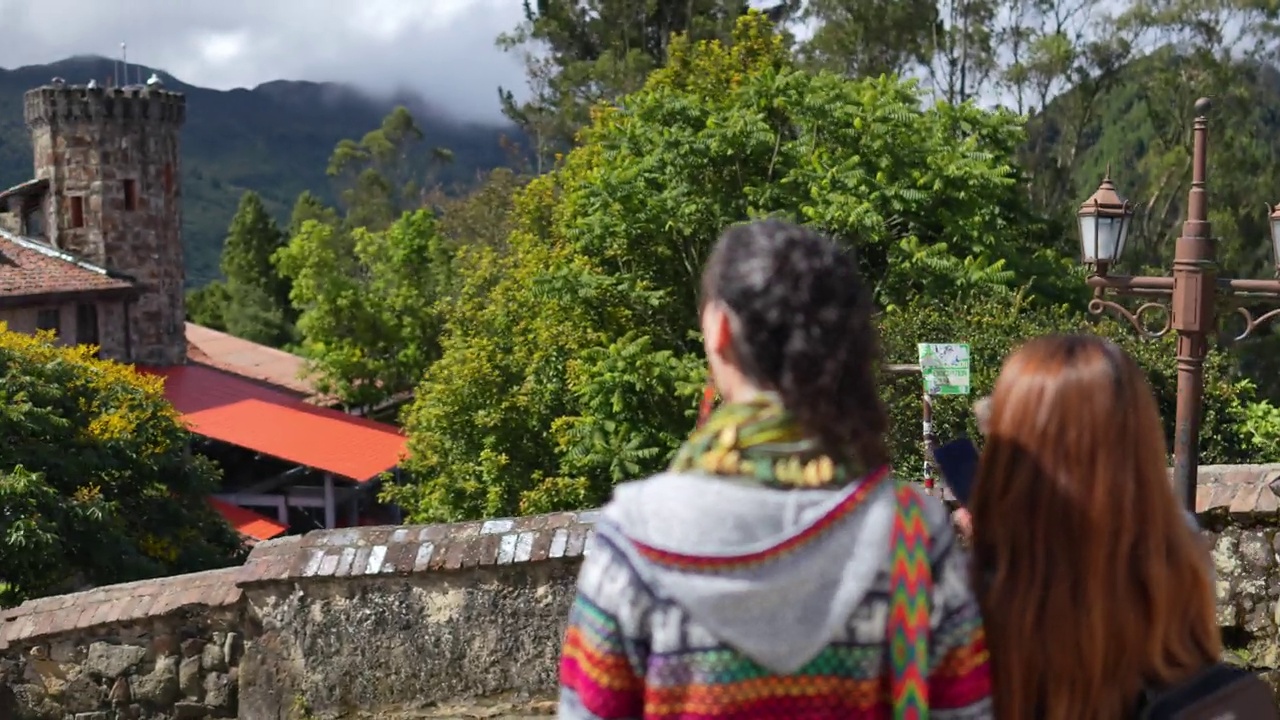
[0,230,135,299]
[186,322,322,400]
[207,497,288,543]
[141,363,408,482]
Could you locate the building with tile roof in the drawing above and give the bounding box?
[185,321,322,401]
[0,81,409,544]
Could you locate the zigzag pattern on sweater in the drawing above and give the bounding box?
[888,485,933,720]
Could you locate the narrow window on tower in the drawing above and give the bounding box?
[68,196,85,228]
[163,163,174,196]
[123,179,138,211]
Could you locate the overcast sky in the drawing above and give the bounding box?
[0,0,528,123]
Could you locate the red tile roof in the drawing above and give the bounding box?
[142,363,407,482]
[0,230,135,299]
[207,497,288,542]
[185,322,322,400]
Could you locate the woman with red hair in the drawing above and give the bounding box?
[969,334,1222,719]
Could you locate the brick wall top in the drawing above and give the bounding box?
[918,464,1280,514]
[0,566,242,650]
[2,464,1277,651]
[1195,464,1280,514]
[238,509,600,586]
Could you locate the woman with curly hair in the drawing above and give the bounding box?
[558,219,992,719]
[970,335,1223,720]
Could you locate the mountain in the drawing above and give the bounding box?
[0,56,522,286]
[1025,53,1280,281]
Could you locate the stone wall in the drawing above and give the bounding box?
[1,466,1278,719]
[0,568,243,719]
[1197,465,1280,671]
[236,515,595,719]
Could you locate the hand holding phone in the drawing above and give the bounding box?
[933,437,979,506]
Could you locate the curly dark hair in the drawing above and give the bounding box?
[701,219,889,468]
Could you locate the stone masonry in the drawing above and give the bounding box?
[24,85,187,366]
[0,568,243,720]
[1,466,1279,719]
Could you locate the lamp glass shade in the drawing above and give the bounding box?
[1078,212,1125,264]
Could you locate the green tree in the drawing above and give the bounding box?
[390,13,1075,523]
[425,167,526,255]
[0,329,245,607]
[496,0,799,167]
[220,191,296,347]
[288,191,341,238]
[186,281,230,331]
[800,0,938,79]
[275,209,452,410]
[327,107,452,231]
[927,0,1000,104]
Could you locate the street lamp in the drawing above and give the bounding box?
[1077,170,1133,271]
[1082,97,1280,512]
[1268,204,1280,274]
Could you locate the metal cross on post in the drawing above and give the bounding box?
[1078,97,1280,512]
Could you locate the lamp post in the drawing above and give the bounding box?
[1081,97,1280,512]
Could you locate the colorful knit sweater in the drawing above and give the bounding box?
[557,471,992,719]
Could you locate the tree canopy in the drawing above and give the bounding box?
[180,0,1280,528]
[0,330,245,607]
[498,0,799,167]
[387,13,1084,522]
[275,209,452,410]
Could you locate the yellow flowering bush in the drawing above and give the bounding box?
[0,328,245,607]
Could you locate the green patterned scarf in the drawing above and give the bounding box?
[670,394,866,488]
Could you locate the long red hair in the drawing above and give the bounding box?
[971,334,1221,720]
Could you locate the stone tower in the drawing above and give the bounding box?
[23,83,187,365]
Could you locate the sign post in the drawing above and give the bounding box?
[917,343,972,396]
[917,344,971,496]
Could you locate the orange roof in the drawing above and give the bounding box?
[185,323,322,401]
[207,497,287,542]
[143,363,408,482]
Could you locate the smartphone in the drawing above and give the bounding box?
[933,437,979,506]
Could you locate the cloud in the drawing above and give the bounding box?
[0,0,528,122]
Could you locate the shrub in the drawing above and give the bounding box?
[0,328,245,606]
[879,289,1259,478]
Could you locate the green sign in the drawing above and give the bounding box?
[918,343,971,395]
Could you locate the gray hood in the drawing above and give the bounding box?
[599,470,897,674]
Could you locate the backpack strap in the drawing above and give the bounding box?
[887,482,933,720]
